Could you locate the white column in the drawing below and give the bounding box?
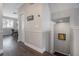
[72,26,79,56]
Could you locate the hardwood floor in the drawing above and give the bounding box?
[3,36,52,56]
[3,35,67,56]
[54,52,67,56]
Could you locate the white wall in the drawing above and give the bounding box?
[19,4,44,53]
[50,21,55,54]
[42,4,51,52]
[72,27,79,56]
[54,23,70,55]
[18,4,51,53]
[0,4,3,54]
[49,4,79,56]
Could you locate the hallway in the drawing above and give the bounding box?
[1,3,79,56]
[3,36,52,56]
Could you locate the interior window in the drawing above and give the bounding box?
[3,18,14,28]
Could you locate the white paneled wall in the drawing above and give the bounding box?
[72,27,79,56]
[18,4,51,53]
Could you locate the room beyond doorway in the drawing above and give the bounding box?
[53,17,71,55]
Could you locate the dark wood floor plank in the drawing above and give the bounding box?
[3,36,52,56]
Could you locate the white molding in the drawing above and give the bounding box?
[54,50,70,56]
[71,26,79,29]
[24,42,45,53]
[18,40,45,53]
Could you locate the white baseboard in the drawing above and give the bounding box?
[54,50,70,56]
[18,40,46,53]
[17,39,20,42]
[0,49,3,54]
[24,42,45,53]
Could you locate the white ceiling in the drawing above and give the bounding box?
[3,3,79,19]
[3,3,23,19]
[49,3,79,13]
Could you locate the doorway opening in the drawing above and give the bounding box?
[50,17,72,56]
